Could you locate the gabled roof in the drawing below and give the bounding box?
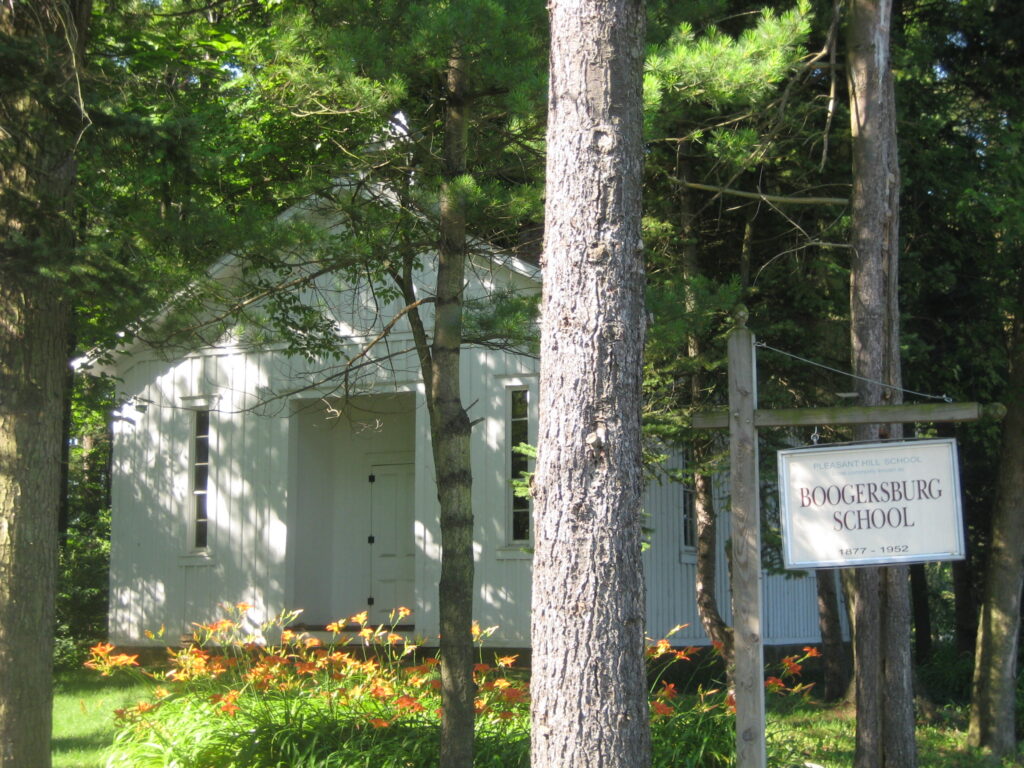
[79,182,540,378]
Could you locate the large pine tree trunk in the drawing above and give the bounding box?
[846,0,916,765]
[531,1,649,767]
[0,3,87,765]
[433,51,475,768]
[0,281,70,768]
[968,277,1024,758]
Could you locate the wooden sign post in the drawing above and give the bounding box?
[692,308,999,768]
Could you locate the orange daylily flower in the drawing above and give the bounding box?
[496,654,519,668]
[211,690,241,716]
[197,619,236,633]
[651,638,671,657]
[368,717,391,728]
[370,683,394,699]
[500,686,527,703]
[396,695,425,712]
[651,700,674,716]
[781,656,802,676]
[764,676,786,693]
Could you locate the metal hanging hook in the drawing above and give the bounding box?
[811,426,820,445]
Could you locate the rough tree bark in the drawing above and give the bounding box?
[0,2,89,765]
[530,1,650,767]
[388,50,475,768]
[846,0,916,765]
[815,569,850,701]
[433,50,475,768]
[968,276,1024,759]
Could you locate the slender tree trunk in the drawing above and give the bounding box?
[694,467,733,663]
[677,153,734,667]
[433,50,475,768]
[0,3,88,765]
[531,1,649,767]
[952,559,977,655]
[846,0,916,765]
[815,569,850,701]
[909,563,932,663]
[968,277,1024,759]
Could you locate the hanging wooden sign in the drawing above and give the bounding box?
[777,438,965,569]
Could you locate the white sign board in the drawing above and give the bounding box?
[777,439,965,569]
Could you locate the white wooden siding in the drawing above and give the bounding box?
[106,252,826,649]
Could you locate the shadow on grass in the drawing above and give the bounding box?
[52,735,111,752]
[56,668,148,695]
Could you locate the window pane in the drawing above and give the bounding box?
[194,435,209,464]
[512,454,528,475]
[512,509,530,541]
[194,518,208,550]
[511,389,529,419]
[193,464,208,491]
[511,418,528,446]
[682,484,695,548]
[192,408,211,550]
[508,388,532,543]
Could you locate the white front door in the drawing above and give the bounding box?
[367,462,415,625]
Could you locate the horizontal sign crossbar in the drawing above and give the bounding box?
[692,402,992,430]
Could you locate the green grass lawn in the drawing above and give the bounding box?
[55,669,1017,768]
[770,698,1018,768]
[52,670,149,768]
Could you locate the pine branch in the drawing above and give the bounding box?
[683,181,848,206]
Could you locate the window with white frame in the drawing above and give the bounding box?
[682,481,696,549]
[190,408,211,550]
[508,387,532,543]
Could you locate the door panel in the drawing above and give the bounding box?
[369,463,415,624]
